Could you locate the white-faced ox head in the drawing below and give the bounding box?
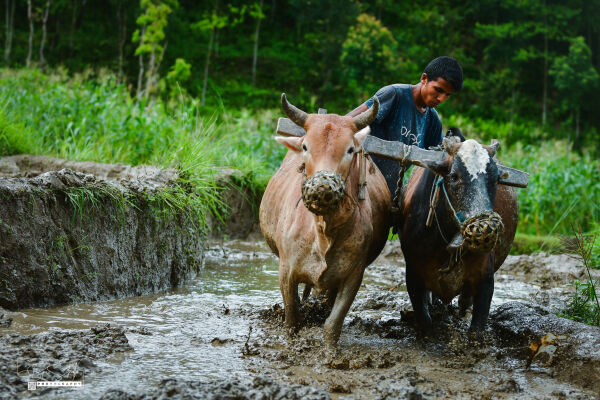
[422,137,505,252]
[275,94,379,215]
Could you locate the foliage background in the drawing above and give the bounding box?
[0,0,598,240]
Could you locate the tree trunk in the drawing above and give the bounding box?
[40,0,51,68]
[116,1,127,83]
[69,0,78,56]
[136,26,146,99]
[251,0,264,87]
[144,47,156,99]
[4,0,15,64]
[27,0,33,68]
[575,108,580,149]
[542,0,548,126]
[509,86,516,138]
[201,25,214,107]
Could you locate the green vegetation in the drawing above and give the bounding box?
[559,229,600,327]
[0,67,597,241]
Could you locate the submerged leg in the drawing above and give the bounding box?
[406,265,432,331]
[323,273,363,345]
[470,255,495,331]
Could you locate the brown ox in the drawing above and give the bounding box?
[260,94,391,344]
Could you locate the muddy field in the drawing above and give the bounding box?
[1,239,599,399]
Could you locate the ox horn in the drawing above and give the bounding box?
[442,136,461,155]
[487,139,500,158]
[281,93,309,128]
[353,96,379,130]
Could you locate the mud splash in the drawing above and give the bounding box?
[1,240,599,399]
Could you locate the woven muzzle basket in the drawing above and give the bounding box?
[302,170,346,216]
[460,210,504,252]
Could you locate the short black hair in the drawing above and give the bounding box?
[424,56,463,92]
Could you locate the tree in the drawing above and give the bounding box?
[4,0,16,64]
[250,0,264,87]
[133,0,177,99]
[26,0,34,67]
[550,37,599,147]
[39,0,51,68]
[340,13,398,100]
[164,57,191,99]
[191,1,228,106]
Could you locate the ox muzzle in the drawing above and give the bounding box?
[459,210,504,253]
[302,170,346,216]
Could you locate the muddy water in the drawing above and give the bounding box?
[1,240,598,399]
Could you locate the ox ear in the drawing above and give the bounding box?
[275,136,303,152]
[422,159,451,176]
[354,126,371,146]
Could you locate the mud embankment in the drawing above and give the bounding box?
[0,155,256,310]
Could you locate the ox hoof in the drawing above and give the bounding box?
[468,322,487,332]
[415,316,433,335]
[323,324,341,346]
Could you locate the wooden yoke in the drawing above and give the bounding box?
[276,117,529,189]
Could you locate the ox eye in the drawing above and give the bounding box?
[302,144,307,151]
[449,172,459,182]
[347,147,354,155]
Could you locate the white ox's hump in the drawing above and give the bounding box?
[456,139,490,181]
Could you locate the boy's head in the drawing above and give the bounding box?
[424,56,463,92]
[419,56,463,108]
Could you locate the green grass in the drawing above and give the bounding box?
[558,229,600,327]
[0,68,231,232]
[0,67,597,243]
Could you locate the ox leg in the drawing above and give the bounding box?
[323,273,362,345]
[280,270,300,335]
[301,284,312,303]
[406,265,432,331]
[458,287,473,318]
[470,255,495,331]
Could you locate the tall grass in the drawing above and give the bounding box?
[0,68,225,231]
[0,68,597,239]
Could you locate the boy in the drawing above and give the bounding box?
[347,56,463,196]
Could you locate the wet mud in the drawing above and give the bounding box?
[0,155,258,310]
[1,239,599,399]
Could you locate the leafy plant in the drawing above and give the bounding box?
[559,225,600,327]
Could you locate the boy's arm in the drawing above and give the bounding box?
[345,103,369,117]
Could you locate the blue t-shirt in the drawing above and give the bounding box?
[365,84,443,196]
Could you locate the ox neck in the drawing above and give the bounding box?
[427,173,461,246]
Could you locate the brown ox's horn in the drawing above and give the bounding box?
[353,96,379,130]
[281,93,308,127]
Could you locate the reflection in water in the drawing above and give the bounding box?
[3,241,543,399]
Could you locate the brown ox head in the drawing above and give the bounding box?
[417,134,505,252]
[275,94,379,216]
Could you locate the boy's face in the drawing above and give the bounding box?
[420,73,455,108]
